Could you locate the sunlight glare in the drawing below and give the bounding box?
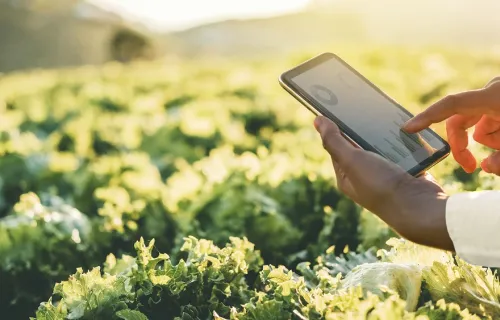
[89,0,311,31]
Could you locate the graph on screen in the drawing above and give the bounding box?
[373,113,436,163]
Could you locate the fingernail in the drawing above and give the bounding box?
[314,116,322,131]
[402,120,413,130]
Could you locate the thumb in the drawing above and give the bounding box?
[314,116,355,164]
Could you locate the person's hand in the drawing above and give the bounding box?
[314,116,454,251]
[403,77,500,174]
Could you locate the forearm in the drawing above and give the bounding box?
[372,184,455,252]
[381,188,500,268]
[398,193,455,252]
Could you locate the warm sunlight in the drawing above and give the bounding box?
[89,0,311,30]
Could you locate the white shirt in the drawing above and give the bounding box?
[447,191,500,267]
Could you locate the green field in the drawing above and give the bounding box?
[2,46,500,319]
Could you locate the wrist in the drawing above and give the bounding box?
[383,181,454,251]
[406,192,454,251]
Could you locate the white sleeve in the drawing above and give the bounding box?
[446,190,500,267]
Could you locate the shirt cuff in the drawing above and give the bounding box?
[446,190,500,267]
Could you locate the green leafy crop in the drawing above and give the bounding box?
[33,236,500,320]
[0,193,98,316]
[2,46,500,319]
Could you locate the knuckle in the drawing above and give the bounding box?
[488,153,500,174]
[487,81,500,91]
[483,80,500,94]
[487,81,500,99]
[322,124,337,138]
[321,139,329,151]
[472,129,482,142]
[491,165,500,175]
[320,127,339,151]
[492,152,500,163]
[443,94,459,109]
[487,76,500,87]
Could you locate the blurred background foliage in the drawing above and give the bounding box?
[1,0,500,319]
